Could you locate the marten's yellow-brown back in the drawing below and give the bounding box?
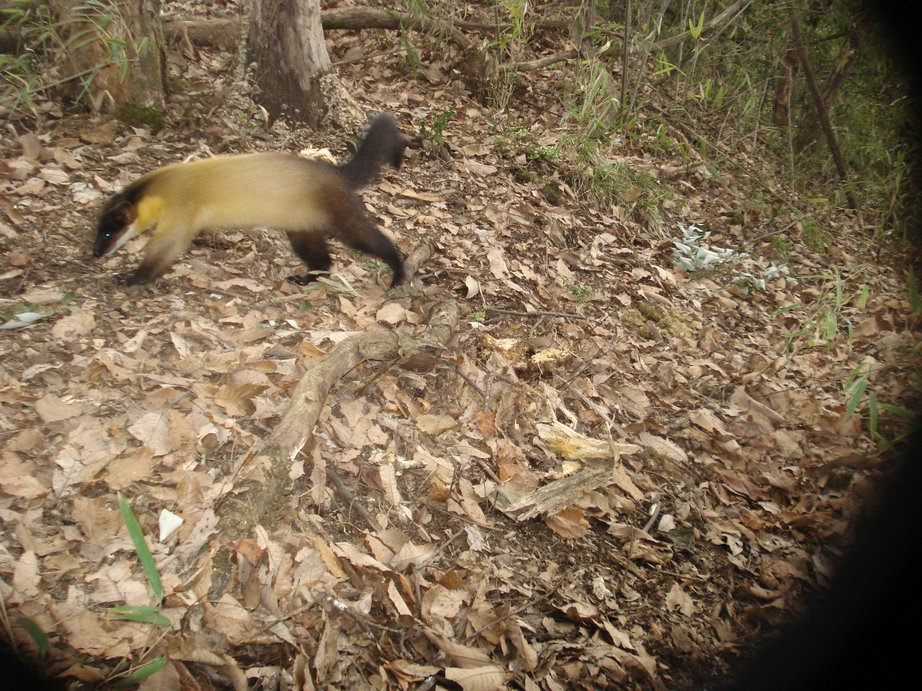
[137,153,338,233]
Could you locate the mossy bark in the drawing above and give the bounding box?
[60,0,166,111]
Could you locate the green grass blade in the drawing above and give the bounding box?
[868,391,879,440]
[117,493,164,604]
[112,656,168,689]
[109,605,170,627]
[844,376,868,420]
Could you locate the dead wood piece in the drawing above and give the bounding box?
[212,331,397,553]
[510,48,579,72]
[487,306,588,320]
[403,239,433,285]
[272,334,397,457]
[164,18,240,50]
[396,299,460,372]
[322,7,472,51]
[502,465,614,521]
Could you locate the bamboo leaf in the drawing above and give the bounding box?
[112,656,168,689]
[117,493,164,604]
[109,605,170,627]
[844,376,867,420]
[17,617,49,658]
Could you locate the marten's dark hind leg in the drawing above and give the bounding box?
[286,231,332,285]
[331,197,405,287]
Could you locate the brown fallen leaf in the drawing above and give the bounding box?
[444,665,507,691]
[34,393,83,423]
[546,507,589,539]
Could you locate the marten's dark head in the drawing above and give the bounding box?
[93,183,146,258]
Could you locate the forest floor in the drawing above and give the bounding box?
[1,1,919,689]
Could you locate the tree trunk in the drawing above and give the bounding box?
[61,0,166,111]
[794,33,858,151]
[246,0,331,127]
[790,13,857,209]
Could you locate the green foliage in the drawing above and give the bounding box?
[0,53,39,113]
[726,3,914,241]
[800,213,830,253]
[778,262,917,443]
[771,234,790,262]
[688,10,706,40]
[112,656,168,689]
[783,267,860,351]
[574,144,667,229]
[493,0,532,60]
[526,144,559,164]
[512,166,536,182]
[567,281,593,299]
[418,108,455,148]
[53,496,176,687]
[362,259,390,276]
[477,0,532,108]
[623,117,684,158]
[692,78,726,108]
[1,0,131,115]
[403,0,430,16]
[109,605,171,628]
[400,31,421,70]
[567,60,618,141]
[843,365,915,445]
[652,52,678,79]
[1,301,45,322]
[495,115,670,230]
[492,125,529,157]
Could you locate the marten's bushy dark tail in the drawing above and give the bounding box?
[337,113,407,189]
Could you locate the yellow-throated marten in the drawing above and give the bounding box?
[93,113,407,287]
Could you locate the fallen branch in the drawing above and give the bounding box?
[509,48,579,72]
[321,7,474,51]
[209,300,461,592]
[164,18,240,50]
[158,8,571,50]
[403,239,433,285]
[502,465,614,521]
[215,330,397,516]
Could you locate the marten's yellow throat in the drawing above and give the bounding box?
[93,114,407,287]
